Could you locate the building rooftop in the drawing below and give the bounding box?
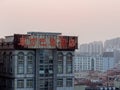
[102,52,114,57]
[27,32,62,36]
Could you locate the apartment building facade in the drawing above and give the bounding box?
[0,32,78,90]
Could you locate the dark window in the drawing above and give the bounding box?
[40,60,43,63]
[66,78,72,87]
[57,79,63,87]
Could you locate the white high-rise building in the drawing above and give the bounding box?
[104,37,120,52]
[74,52,115,73]
[102,52,115,72]
[79,41,103,55]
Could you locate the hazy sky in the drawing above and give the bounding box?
[0,0,120,44]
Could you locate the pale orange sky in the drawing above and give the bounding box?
[0,0,120,44]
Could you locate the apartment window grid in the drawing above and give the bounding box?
[39,50,54,77]
[39,50,46,77]
[38,50,54,90]
[39,78,53,90]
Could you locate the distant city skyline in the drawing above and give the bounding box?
[0,0,120,44]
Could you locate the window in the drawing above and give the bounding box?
[17,52,24,74]
[27,61,33,74]
[57,53,63,74]
[17,61,24,74]
[17,80,24,88]
[7,79,13,88]
[49,65,53,74]
[39,66,44,77]
[57,64,63,74]
[45,80,48,87]
[48,79,53,87]
[40,60,43,63]
[39,79,44,87]
[57,79,63,87]
[66,53,72,74]
[49,60,53,64]
[26,79,33,88]
[48,79,53,90]
[27,53,34,74]
[66,78,72,87]
[91,59,94,71]
[27,55,33,60]
[18,53,24,60]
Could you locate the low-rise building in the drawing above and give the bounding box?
[74,55,103,72]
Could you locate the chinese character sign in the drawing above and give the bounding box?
[14,34,78,49]
[57,36,78,49]
[57,36,68,49]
